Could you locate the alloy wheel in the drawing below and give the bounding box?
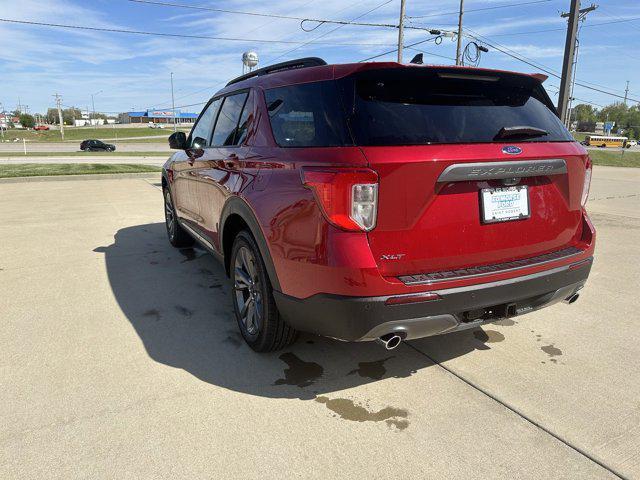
[234,246,263,336]
[164,190,176,240]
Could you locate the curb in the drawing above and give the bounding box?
[0,172,161,184]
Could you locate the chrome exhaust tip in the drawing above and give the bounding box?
[564,293,580,304]
[376,333,404,350]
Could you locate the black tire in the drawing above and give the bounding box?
[163,188,194,248]
[230,230,297,352]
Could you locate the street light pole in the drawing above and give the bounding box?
[170,72,177,132]
[91,90,103,128]
[0,102,4,141]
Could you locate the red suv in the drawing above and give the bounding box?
[162,58,594,352]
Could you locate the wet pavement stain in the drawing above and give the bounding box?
[493,318,516,326]
[223,331,243,348]
[142,309,161,321]
[348,357,394,380]
[473,329,505,344]
[198,268,214,276]
[306,340,315,345]
[209,283,223,289]
[315,396,409,430]
[179,248,198,263]
[174,305,193,317]
[273,352,323,388]
[150,261,159,265]
[541,344,563,358]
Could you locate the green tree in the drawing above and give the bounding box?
[62,107,82,125]
[45,108,59,124]
[597,102,628,126]
[19,113,36,129]
[572,104,598,123]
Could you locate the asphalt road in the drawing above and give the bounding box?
[1,166,639,479]
[0,142,170,153]
[0,155,167,166]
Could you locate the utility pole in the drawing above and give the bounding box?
[558,2,597,125]
[397,0,406,63]
[455,0,465,65]
[624,81,629,105]
[170,72,177,132]
[53,93,64,140]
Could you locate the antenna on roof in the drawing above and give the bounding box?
[410,53,424,65]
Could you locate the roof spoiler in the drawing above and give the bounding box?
[530,73,548,83]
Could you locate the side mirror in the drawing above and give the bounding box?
[168,131,187,150]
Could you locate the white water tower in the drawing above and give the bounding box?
[242,51,259,74]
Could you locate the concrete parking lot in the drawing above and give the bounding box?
[1,166,639,479]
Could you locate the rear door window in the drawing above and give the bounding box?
[264,81,351,147]
[338,68,573,145]
[233,93,254,146]
[211,92,248,147]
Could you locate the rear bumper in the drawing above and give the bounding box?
[273,257,592,342]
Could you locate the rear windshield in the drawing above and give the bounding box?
[338,68,572,145]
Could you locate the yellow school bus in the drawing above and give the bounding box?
[585,135,628,148]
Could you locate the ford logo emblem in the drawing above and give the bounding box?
[502,146,522,155]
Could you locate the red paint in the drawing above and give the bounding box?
[165,61,595,301]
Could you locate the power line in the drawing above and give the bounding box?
[128,0,432,33]
[471,14,640,37]
[408,0,554,19]
[358,35,438,62]
[462,28,640,103]
[405,46,456,62]
[127,0,310,20]
[264,0,394,65]
[133,0,396,113]
[0,17,399,47]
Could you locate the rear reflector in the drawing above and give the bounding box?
[385,292,441,306]
[569,258,592,271]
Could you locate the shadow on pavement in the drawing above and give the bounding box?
[97,222,484,400]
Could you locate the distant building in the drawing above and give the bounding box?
[119,109,198,125]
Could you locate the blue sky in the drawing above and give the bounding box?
[1,0,639,115]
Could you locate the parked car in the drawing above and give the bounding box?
[33,125,50,131]
[162,58,595,352]
[80,139,116,152]
[148,122,164,129]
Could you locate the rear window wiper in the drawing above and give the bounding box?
[494,126,548,140]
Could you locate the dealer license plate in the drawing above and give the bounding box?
[480,186,530,223]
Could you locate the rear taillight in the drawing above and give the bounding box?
[301,167,378,232]
[581,157,592,207]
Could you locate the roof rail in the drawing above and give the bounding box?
[226,57,327,86]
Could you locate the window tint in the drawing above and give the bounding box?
[211,93,248,146]
[264,81,351,147]
[190,98,221,148]
[234,94,253,146]
[338,68,573,145]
